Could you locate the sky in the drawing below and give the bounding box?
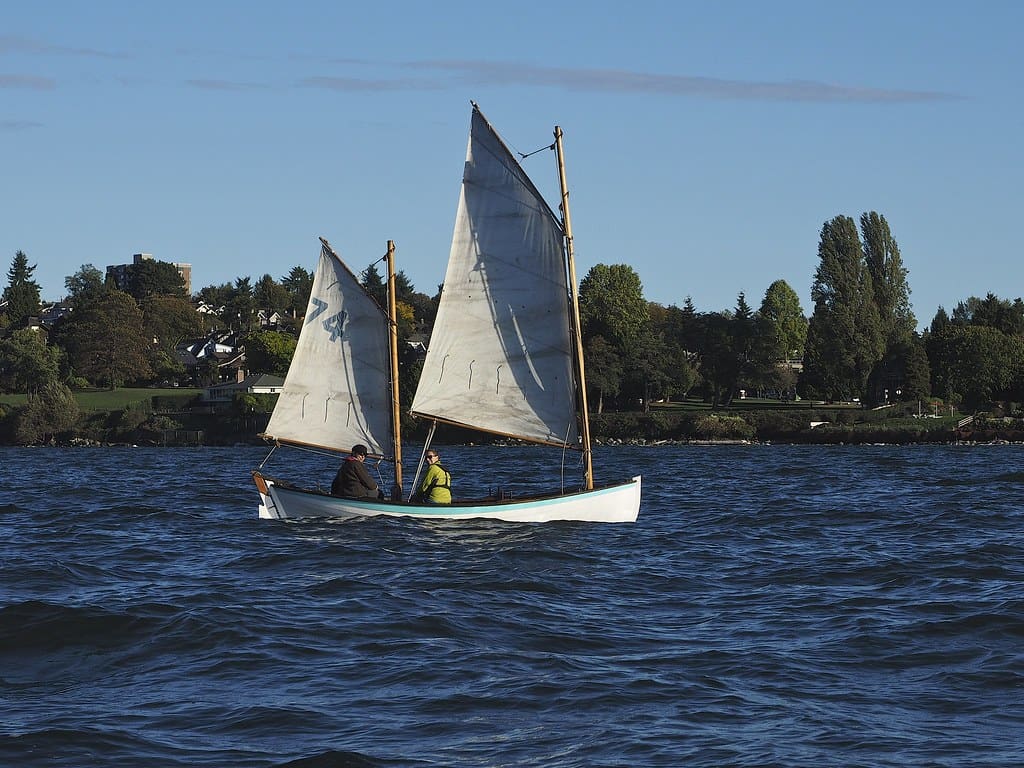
[2,1,1022,330]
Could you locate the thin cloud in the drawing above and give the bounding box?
[298,75,443,92]
[0,119,43,130]
[0,74,55,90]
[415,60,959,103]
[0,34,125,59]
[186,79,268,91]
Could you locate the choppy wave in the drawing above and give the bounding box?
[1,444,1022,767]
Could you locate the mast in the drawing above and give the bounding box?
[554,125,594,490]
[385,240,403,499]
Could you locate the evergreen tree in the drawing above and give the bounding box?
[695,311,738,407]
[928,306,951,335]
[253,274,291,315]
[952,293,1024,335]
[900,337,932,403]
[225,277,257,333]
[647,303,699,404]
[361,264,386,307]
[728,292,759,401]
[197,282,235,313]
[732,292,755,360]
[393,270,416,303]
[675,297,705,370]
[281,266,313,317]
[860,212,915,347]
[3,250,42,328]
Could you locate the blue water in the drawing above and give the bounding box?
[1,444,1021,767]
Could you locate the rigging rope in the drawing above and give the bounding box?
[518,142,556,161]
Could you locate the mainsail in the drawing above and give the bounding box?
[410,107,580,448]
[261,240,393,456]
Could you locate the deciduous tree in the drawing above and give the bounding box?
[125,259,186,301]
[584,335,623,413]
[0,328,61,393]
[65,264,108,305]
[622,323,673,412]
[143,295,204,352]
[861,212,915,347]
[579,264,648,348]
[926,324,1014,409]
[758,280,807,362]
[244,330,297,377]
[800,216,884,400]
[56,290,153,388]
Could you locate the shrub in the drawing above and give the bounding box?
[12,383,82,445]
[693,414,755,440]
[234,392,279,414]
[152,394,199,411]
[743,410,813,439]
[116,402,151,432]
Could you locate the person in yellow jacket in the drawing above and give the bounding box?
[416,450,452,504]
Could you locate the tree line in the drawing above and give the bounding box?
[2,209,1023,444]
[577,210,1022,415]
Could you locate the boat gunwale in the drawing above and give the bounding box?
[253,470,638,509]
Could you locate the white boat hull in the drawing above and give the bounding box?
[254,472,641,523]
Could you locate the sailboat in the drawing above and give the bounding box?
[252,103,641,523]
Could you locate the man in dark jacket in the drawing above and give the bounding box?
[331,444,383,499]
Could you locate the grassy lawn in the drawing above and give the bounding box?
[0,387,201,411]
[649,397,862,412]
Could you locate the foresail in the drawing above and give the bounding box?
[262,241,393,456]
[410,106,579,447]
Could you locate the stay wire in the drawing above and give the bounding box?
[518,142,556,161]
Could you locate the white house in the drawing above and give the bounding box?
[202,372,285,405]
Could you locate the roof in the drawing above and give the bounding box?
[207,373,285,392]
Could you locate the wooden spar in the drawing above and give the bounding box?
[554,125,594,491]
[385,240,403,499]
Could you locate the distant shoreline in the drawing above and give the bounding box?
[6,437,1023,449]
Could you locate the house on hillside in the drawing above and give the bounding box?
[195,300,224,316]
[202,372,285,408]
[174,332,247,385]
[258,309,285,329]
[40,302,73,327]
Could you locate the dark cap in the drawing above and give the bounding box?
[352,444,368,457]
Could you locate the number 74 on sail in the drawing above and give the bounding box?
[252,103,642,523]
